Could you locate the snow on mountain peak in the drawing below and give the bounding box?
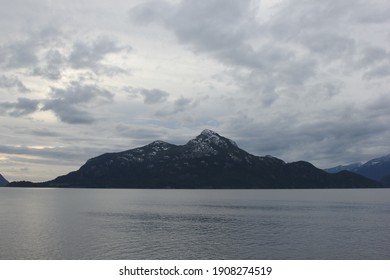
[182,130,238,158]
[149,140,170,147]
[200,129,218,137]
[366,154,390,166]
[197,129,238,148]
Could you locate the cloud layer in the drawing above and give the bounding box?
[1,0,390,181]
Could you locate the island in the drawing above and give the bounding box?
[8,130,383,189]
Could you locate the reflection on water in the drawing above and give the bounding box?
[0,188,389,259]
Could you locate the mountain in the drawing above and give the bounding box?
[0,174,9,187]
[325,154,390,184]
[355,155,390,181]
[381,175,390,188]
[324,162,362,173]
[9,130,382,189]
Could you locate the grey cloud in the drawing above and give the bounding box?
[267,0,390,72]
[306,82,343,100]
[42,99,95,124]
[33,49,65,80]
[297,119,390,166]
[359,47,388,66]
[129,0,317,96]
[68,37,129,73]
[0,75,30,93]
[141,89,170,104]
[356,47,390,79]
[267,1,360,64]
[115,124,165,140]
[225,104,390,167]
[138,0,390,99]
[128,0,390,132]
[125,87,170,104]
[355,1,390,23]
[2,40,38,69]
[174,97,192,111]
[129,0,255,58]
[30,128,62,137]
[269,1,354,37]
[0,97,39,117]
[42,82,114,124]
[272,57,317,86]
[129,0,173,24]
[155,96,196,117]
[49,82,114,104]
[224,53,317,105]
[366,95,390,112]
[0,27,63,70]
[0,27,68,82]
[0,144,100,165]
[1,26,130,80]
[300,33,356,59]
[168,0,253,52]
[363,64,390,79]
[2,125,62,139]
[165,0,273,76]
[176,97,195,114]
[0,0,51,28]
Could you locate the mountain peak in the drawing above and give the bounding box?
[148,140,171,147]
[365,154,390,166]
[200,129,218,137]
[195,129,238,147]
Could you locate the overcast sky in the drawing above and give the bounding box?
[1,0,390,182]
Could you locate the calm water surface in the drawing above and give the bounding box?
[0,188,389,259]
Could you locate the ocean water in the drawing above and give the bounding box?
[0,188,389,260]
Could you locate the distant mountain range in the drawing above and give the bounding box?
[0,174,9,187]
[324,162,363,173]
[9,130,382,189]
[325,154,390,187]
